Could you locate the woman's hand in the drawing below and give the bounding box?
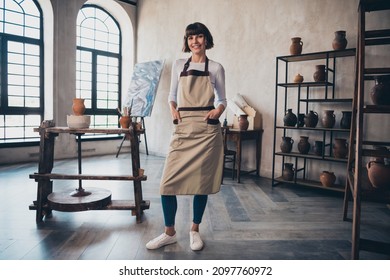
[204,105,225,121]
[170,102,181,123]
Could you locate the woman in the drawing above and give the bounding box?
[146,22,226,251]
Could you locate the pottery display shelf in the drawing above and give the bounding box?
[29,120,149,223]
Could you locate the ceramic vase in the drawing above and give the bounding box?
[313,65,326,82]
[313,141,324,156]
[332,30,348,50]
[304,110,319,128]
[293,73,304,83]
[119,116,131,128]
[283,109,297,127]
[72,98,86,116]
[280,136,294,153]
[321,110,336,128]
[289,37,303,55]
[370,75,390,105]
[238,115,249,130]
[282,163,295,181]
[340,111,352,129]
[297,136,310,154]
[333,138,348,158]
[367,161,390,189]
[320,171,336,187]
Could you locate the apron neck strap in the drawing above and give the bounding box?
[183,56,209,72]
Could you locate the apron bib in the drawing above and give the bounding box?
[160,57,223,195]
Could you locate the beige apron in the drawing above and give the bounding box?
[160,57,223,195]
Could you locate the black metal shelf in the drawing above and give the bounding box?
[277,48,356,62]
[275,152,348,163]
[274,177,345,193]
[276,125,350,133]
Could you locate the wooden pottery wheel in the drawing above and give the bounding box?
[48,187,112,212]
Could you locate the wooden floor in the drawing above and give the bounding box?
[1,152,389,260]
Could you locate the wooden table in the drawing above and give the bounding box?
[227,128,263,183]
[29,120,149,223]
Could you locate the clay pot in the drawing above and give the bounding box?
[313,141,324,156]
[282,163,295,181]
[332,30,348,50]
[320,171,336,187]
[370,75,390,105]
[297,113,305,127]
[119,116,131,128]
[340,111,352,129]
[304,110,319,128]
[72,98,86,116]
[333,138,348,158]
[293,74,304,83]
[238,115,249,130]
[313,65,326,82]
[280,136,294,153]
[321,110,336,128]
[297,136,310,154]
[289,37,303,55]
[283,109,297,127]
[367,161,390,189]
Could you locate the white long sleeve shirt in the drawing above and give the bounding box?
[168,58,227,108]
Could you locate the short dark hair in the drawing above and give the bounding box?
[182,22,214,53]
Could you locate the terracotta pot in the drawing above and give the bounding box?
[297,136,310,154]
[282,163,295,181]
[313,141,324,156]
[293,73,304,83]
[320,171,336,187]
[370,75,390,105]
[332,30,348,50]
[72,98,86,116]
[119,116,131,128]
[304,110,318,128]
[283,109,297,127]
[313,65,326,82]
[280,136,294,153]
[333,138,348,158]
[367,161,390,189]
[289,37,303,55]
[340,111,352,129]
[238,115,249,130]
[321,110,336,128]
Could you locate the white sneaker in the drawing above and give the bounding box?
[189,231,204,251]
[146,233,177,250]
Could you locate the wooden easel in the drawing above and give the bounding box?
[116,116,148,157]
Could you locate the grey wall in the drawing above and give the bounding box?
[1,0,389,182]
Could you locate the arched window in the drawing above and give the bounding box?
[0,0,43,146]
[76,4,121,131]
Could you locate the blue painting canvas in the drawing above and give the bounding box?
[125,60,164,117]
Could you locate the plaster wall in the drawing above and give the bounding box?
[136,0,390,179]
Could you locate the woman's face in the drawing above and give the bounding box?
[187,34,206,55]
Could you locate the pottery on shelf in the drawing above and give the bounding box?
[282,163,295,181]
[238,115,249,130]
[72,98,86,116]
[332,30,348,50]
[321,110,336,128]
[370,75,390,105]
[289,37,303,55]
[313,141,324,156]
[293,73,304,83]
[297,113,305,127]
[313,65,326,82]
[280,136,294,153]
[297,136,310,154]
[320,171,336,187]
[283,109,297,127]
[340,111,352,129]
[304,110,318,128]
[367,161,390,189]
[333,138,348,158]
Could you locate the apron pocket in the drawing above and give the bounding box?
[207,119,220,125]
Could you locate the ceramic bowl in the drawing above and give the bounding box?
[67,115,91,129]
